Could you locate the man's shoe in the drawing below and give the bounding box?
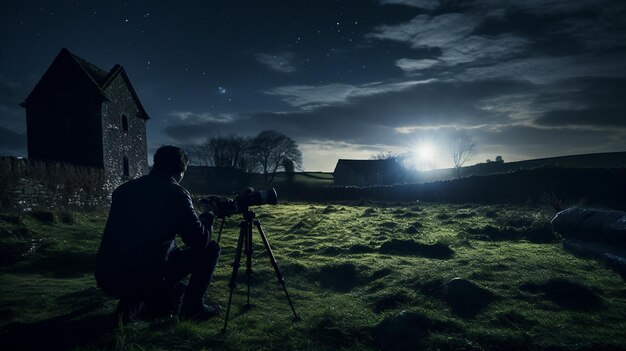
[180,303,222,321]
[115,299,145,324]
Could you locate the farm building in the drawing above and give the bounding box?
[20,48,149,186]
[333,159,406,186]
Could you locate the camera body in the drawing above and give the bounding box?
[201,188,278,218]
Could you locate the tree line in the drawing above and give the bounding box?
[187,130,302,184]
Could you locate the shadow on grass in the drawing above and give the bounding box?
[521,278,603,310]
[0,303,113,350]
[11,250,95,278]
[379,239,454,259]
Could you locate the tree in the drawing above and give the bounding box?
[250,130,302,184]
[449,131,477,179]
[188,134,250,169]
[495,155,504,163]
[282,158,295,183]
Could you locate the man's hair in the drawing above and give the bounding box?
[152,145,189,175]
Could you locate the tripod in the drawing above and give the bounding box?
[218,210,299,334]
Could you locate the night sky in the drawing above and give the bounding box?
[1,0,626,171]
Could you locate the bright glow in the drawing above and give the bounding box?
[416,142,434,161]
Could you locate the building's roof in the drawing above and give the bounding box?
[333,158,399,174]
[21,48,149,120]
[68,50,110,86]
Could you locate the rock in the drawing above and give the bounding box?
[444,278,495,316]
[551,208,626,248]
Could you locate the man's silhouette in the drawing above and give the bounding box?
[95,145,221,322]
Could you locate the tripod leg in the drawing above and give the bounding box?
[221,221,247,334]
[244,220,253,307]
[216,218,225,243]
[253,220,300,320]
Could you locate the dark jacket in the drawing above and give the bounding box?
[95,173,211,296]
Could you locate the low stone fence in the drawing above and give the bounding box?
[0,157,110,211]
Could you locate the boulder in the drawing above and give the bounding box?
[551,208,626,248]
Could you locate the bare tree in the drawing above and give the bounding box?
[449,131,477,179]
[250,130,302,184]
[188,134,250,169]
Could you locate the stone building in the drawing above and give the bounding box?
[20,48,149,187]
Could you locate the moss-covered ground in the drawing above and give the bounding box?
[0,202,625,350]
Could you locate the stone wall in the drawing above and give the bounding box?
[101,74,148,186]
[0,157,109,211]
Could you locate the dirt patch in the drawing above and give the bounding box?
[379,239,454,259]
[520,278,603,310]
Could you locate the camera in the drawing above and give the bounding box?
[201,188,278,218]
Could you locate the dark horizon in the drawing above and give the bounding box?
[2,0,626,171]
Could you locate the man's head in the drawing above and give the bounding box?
[152,145,189,182]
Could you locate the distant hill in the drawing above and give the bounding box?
[419,151,626,182]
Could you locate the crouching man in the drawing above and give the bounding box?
[95,145,221,323]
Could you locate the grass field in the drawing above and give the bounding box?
[1,202,625,350]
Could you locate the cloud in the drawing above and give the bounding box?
[165,78,535,145]
[368,13,479,49]
[379,0,440,10]
[265,79,434,109]
[439,34,528,65]
[169,111,235,124]
[395,58,439,72]
[535,107,626,128]
[368,13,529,70]
[254,52,296,73]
